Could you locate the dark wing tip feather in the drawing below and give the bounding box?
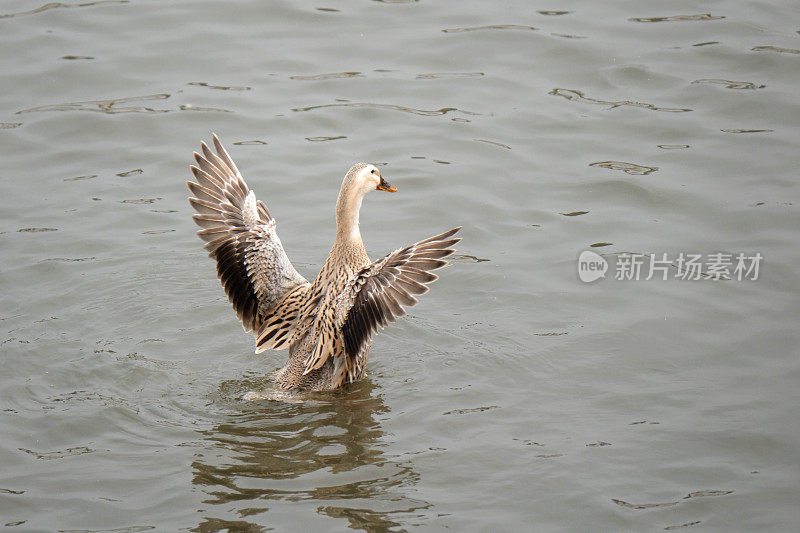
[188,197,222,215]
[210,238,261,332]
[418,226,461,244]
[436,238,461,249]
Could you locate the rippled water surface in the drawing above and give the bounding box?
[2,1,800,531]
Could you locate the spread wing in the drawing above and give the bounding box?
[320,227,460,379]
[187,134,309,348]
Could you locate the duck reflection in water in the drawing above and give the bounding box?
[191,379,431,531]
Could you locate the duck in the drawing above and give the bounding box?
[187,134,460,391]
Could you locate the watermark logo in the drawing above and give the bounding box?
[578,250,608,283]
[577,251,762,282]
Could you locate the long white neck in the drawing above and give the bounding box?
[335,181,365,246]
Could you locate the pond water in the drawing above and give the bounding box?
[1,0,799,531]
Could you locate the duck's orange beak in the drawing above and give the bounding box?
[377,177,397,192]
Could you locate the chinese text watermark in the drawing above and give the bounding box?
[578,251,762,282]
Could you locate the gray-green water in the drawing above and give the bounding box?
[2,1,800,531]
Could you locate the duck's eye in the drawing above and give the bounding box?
[370,169,377,175]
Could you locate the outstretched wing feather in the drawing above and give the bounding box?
[187,134,309,342]
[328,227,461,377]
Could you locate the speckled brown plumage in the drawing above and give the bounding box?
[187,134,460,391]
